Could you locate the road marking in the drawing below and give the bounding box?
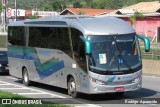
[0,88,28,90]
[14,93,48,95]
[75,104,102,107]
[0,84,11,85]
[0,80,66,98]
[0,80,102,107]
[6,76,19,80]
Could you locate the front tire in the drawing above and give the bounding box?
[68,77,79,98]
[22,68,31,86]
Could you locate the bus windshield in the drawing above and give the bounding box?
[88,33,141,74]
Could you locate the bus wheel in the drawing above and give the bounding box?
[68,77,79,98]
[22,68,31,86]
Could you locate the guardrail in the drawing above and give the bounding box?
[142,53,160,60]
[0,32,7,36]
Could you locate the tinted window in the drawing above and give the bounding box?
[8,26,25,46]
[71,28,87,72]
[29,27,71,55]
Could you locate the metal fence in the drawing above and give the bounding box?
[141,42,160,60]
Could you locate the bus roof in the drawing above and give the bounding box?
[8,15,135,36]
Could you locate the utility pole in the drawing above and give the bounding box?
[15,0,17,21]
[2,0,6,32]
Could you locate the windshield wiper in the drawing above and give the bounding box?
[107,36,119,71]
[108,36,134,72]
[115,38,134,72]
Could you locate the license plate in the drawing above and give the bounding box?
[114,87,124,91]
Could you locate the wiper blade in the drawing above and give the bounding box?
[108,36,134,72]
[115,42,133,72]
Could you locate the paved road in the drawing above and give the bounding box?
[0,74,159,107]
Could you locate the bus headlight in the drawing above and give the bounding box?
[89,76,106,85]
[0,64,2,67]
[132,76,141,83]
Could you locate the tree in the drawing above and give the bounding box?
[0,3,2,13]
[129,11,144,28]
[105,0,123,9]
[51,1,66,11]
[77,9,84,15]
[73,1,82,8]
[86,0,92,8]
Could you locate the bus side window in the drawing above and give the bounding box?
[78,43,85,62]
[71,28,87,72]
[8,27,25,46]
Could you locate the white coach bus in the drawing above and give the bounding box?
[7,15,150,97]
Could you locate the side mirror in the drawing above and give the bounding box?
[137,34,150,52]
[80,36,91,54]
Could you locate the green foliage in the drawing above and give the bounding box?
[0,3,2,13]
[51,1,66,11]
[0,36,7,48]
[77,10,85,15]
[129,11,144,26]
[73,2,82,8]
[5,0,158,11]
[28,15,37,19]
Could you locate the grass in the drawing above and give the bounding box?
[0,36,7,48]
[0,90,70,107]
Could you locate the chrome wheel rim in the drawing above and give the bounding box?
[70,81,76,93]
[24,72,28,83]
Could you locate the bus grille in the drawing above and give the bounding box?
[107,80,132,85]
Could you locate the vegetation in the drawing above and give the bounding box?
[0,36,7,48]
[129,11,144,27]
[0,90,69,107]
[140,46,160,60]
[3,0,157,12]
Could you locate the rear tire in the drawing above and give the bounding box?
[22,68,31,86]
[67,77,79,98]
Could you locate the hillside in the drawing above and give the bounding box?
[5,0,158,12]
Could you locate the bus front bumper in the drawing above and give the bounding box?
[88,77,142,94]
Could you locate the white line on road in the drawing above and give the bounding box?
[75,104,102,107]
[14,93,48,95]
[0,84,11,85]
[6,76,19,80]
[0,88,28,90]
[0,80,102,107]
[0,80,66,98]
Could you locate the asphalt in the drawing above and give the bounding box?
[0,73,159,107]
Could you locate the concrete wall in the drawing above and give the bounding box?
[142,59,160,76]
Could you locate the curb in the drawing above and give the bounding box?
[142,73,160,77]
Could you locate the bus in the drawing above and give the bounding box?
[7,15,150,98]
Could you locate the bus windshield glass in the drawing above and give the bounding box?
[88,33,141,74]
